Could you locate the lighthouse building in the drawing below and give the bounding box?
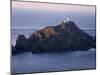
[64,16,70,23]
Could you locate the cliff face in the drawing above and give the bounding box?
[27,21,94,52]
[15,35,30,49]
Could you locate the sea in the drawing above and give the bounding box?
[11,9,96,74]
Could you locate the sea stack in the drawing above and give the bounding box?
[14,35,31,53]
[12,19,95,55]
[28,20,95,53]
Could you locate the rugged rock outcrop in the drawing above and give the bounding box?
[12,21,96,55]
[12,35,31,55]
[15,35,30,49]
[28,21,95,53]
[12,45,20,55]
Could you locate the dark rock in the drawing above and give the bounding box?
[12,45,22,55]
[15,35,31,52]
[12,35,32,55]
[28,21,94,53]
[12,45,17,55]
[12,45,16,51]
[93,36,96,43]
[12,20,95,55]
[91,36,96,48]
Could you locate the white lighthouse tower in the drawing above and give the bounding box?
[67,16,70,22]
[64,16,70,23]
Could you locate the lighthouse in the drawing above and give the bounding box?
[64,16,70,23]
[67,16,70,22]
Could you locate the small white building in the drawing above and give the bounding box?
[64,16,70,23]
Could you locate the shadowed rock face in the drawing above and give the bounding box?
[12,21,96,55]
[14,35,31,54]
[92,36,96,48]
[27,21,95,53]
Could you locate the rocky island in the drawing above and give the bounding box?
[12,20,96,55]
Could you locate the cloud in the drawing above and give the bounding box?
[12,1,95,13]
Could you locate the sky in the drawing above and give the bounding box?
[12,1,96,30]
[12,1,95,13]
[11,0,96,45]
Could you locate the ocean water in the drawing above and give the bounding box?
[11,9,96,74]
[11,48,96,74]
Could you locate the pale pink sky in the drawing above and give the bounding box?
[12,1,95,12]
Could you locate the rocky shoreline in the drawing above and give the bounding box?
[12,21,96,55]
